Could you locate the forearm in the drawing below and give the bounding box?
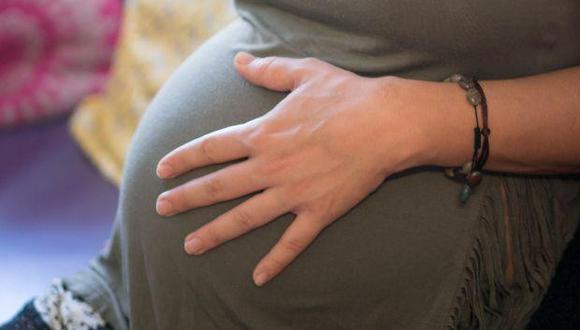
[397,65,580,175]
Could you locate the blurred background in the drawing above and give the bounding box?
[0,0,579,328]
[0,0,123,321]
[0,115,118,321]
[0,0,234,323]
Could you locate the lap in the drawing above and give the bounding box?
[86,18,580,330]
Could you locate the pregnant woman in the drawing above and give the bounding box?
[3,1,580,329]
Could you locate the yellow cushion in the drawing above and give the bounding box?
[69,0,236,186]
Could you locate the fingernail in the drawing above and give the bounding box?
[157,164,174,178]
[254,272,269,287]
[235,52,255,65]
[156,198,174,216]
[185,237,204,255]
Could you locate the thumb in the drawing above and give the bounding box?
[234,52,311,92]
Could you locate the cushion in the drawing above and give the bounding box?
[69,0,235,185]
[0,0,122,126]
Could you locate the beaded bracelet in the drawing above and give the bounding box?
[443,74,491,204]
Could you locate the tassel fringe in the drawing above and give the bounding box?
[447,173,580,329]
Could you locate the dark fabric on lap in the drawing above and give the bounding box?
[0,301,51,330]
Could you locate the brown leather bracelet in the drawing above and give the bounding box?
[443,74,491,204]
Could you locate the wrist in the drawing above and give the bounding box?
[384,76,475,169]
[422,79,476,168]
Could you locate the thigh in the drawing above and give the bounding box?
[118,19,580,330]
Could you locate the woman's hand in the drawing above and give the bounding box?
[155,52,430,287]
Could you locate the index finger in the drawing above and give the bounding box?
[156,124,251,179]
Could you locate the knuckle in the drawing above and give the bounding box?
[200,137,218,162]
[298,57,321,72]
[246,126,273,151]
[282,236,306,254]
[232,208,256,231]
[256,56,277,77]
[271,188,292,212]
[291,57,319,78]
[204,176,225,199]
[257,156,289,177]
[305,207,330,224]
[283,182,310,205]
[302,202,323,215]
[267,256,287,272]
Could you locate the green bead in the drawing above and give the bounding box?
[459,184,472,203]
[467,88,482,106]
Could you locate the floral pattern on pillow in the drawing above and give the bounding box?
[0,0,122,126]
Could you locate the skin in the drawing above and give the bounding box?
[155,51,580,287]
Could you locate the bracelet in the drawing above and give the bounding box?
[443,73,491,204]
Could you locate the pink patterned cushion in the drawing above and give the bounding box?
[0,0,121,127]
